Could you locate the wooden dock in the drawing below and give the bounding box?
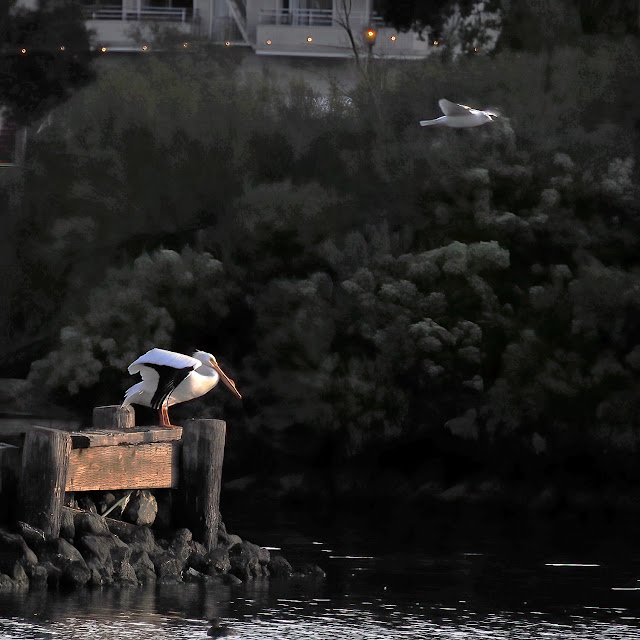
[0,405,226,549]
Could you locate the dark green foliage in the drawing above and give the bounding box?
[4,41,640,500]
[0,3,95,125]
[377,0,502,39]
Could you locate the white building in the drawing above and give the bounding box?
[74,0,431,58]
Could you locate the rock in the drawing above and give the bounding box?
[41,561,62,588]
[229,542,263,580]
[226,534,242,549]
[0,574,15,590]
[156,538,169,550]
[220,572,243,586]
[268,555,293,578]
[26,564,48,589]
[127,527,163,556]
[11,562,29,589]
[217,522,231,546]
[187,549,208,574]
[0,531,38,574]
[111,546,132,565]
[77,535,115,566]
[60,509,75,541]
[254,544,270,566]
[97,492,117,515]
[44,538,86,568]
[86,556,113,586]
[169,528,192,564]
[153,552,183,582]
[88,567,103,586]
[78,496,97,514]
[16,522,46,551]
[61,561,91,588]
[204,547,231,575]
[75,512,111,537]
[184,567,204,583]
[109,546,137,585]
[295,564,326,579]
[123,490,157,527]
[114,561,138,585]
[191,540,207,556]
[186,540,209,573]
[130,550,156,584]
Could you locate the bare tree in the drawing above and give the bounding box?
[334,0,363,69]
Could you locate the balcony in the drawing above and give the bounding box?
[82,4,196,51]
[258,8,383,28]
[81,4,193,22]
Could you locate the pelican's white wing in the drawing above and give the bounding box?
[128,348,201,375]
[438,99,474,116]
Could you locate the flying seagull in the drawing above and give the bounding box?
[420,99,498,128]
[122,348,242,427]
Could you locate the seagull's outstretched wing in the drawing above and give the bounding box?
[419,117,446,127]
[438,99,474,116]
[128,348,200,374]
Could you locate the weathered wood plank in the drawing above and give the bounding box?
[19,426,71,537]
[66,442,180,492]
[178,419,226,550]
[93,405,135,430]
[71,426,182,449]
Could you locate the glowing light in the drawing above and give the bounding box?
[474,47,478,52]
[60,46,65,51]
[390,35,396,41]
[367,30,375,37]
[433,40,439,46]
[101,46,107,52]
[20,48,27,54]
[266,39,272,45]
[225,41,231,46]
[307,36,312,42]
[142,45,148,51]
[182,42,188,48]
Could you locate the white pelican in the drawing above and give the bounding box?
[122,348,242,427]
[420,98,499,128]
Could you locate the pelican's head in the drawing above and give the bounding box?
[194,350,242,399]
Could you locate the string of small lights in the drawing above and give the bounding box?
[2,35,462,55]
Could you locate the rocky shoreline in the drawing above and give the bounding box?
[0,490,325,591]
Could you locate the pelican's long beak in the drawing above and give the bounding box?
[210,358,242,399]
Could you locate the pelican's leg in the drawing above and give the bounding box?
[159,403,173,428]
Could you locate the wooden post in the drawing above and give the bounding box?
[19,426,71,537]
[0,443,20,525]
[93,404,135,430]
[179,419,226,550]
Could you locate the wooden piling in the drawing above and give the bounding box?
[19,426,71,537]
[0,442,20,524]
[179,419,226,550]
[93,404,135,430]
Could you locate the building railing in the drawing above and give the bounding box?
[259,8,332,27]
[82,5,192,22]
[258,8,383,27]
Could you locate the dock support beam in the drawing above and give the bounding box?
[179,419,226,550]
[19,426,71,537]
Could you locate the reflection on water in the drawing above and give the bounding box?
[2,507,640,639]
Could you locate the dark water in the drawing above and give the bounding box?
[2,503,640,639]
